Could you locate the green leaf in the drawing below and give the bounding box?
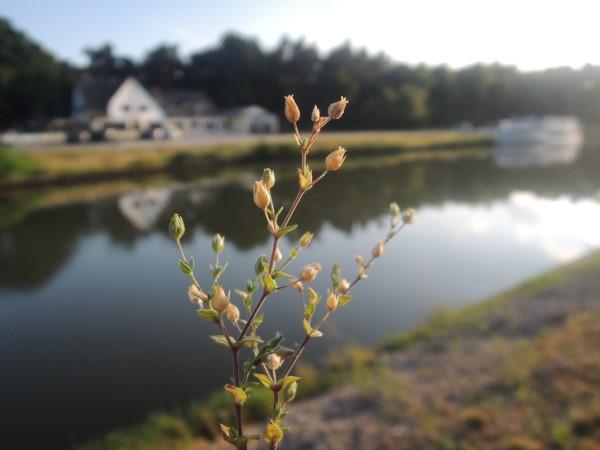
[211,262,228,281]
[179,259,192,276]
[304,302,316,321]
[311,329,324,338]
[254,373,273,388]
[197,309,219,322]
[331,261,341,289]
[273,271,293,279]
[339,294,353,307]
[254,255,268,275]
[279,376,301,389]
[290,247,298,258]
[302,319,312,335]
[240,336,263,348]
[240,381,261,391]
[262,273,278,292]
[251,313,264,330]
[307,287,320,305]
[276,224,298,238]
[210,335,233,347]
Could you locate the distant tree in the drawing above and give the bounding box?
[0,18,73,129]
[141,44,183,88]
[4,18,600,131]
[83,43,136,79]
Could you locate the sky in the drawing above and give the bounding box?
[2,0,599,71]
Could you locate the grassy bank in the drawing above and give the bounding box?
[75,252,600,450]
[0,130,491,189]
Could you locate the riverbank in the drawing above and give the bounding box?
[76,251,600,450]
[0,130,491,189]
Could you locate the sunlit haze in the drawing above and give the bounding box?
[2,0,598,70]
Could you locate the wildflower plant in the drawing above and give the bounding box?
[168,95,414,449]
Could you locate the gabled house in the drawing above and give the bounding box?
[107,78,165,128]
[71,76,279,136]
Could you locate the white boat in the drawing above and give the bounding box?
[495,116,583,147]
[494,116,583,167]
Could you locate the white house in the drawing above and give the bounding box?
[71,76,279,137]
[107,78,166,129]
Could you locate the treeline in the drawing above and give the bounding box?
[3,17,600,131]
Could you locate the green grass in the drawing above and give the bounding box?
[0,146,40,179]
[0,130,491,186]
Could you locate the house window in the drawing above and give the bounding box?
[139,105,147,112]
[122,105,130,112]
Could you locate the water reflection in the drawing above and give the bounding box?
[1,140,600,450]
[494,140,582,167]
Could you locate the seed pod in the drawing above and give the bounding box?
[225,304,240,323]
[253,180,271,209]
[299,231,314,248]
[211,285,230,312]
[402,208,415,225]
[274,247,283,263]
[293,280,304,294]
[311,105,320,122]
[326,291,339,312]
[327,96,349,120]
[325,146,347,171]
[284,95,300,123]
[372,240,385,258]
[188,284,208,304]
[300,263,322,282]
[266,353,282,370]
[337,278,350,294]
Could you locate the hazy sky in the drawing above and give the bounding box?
[2,0,598,71]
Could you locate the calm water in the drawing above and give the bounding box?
[1,138,600,449]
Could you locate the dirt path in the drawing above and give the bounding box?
[193,254,600,450]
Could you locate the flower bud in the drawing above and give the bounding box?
[211,285,230,312]
[355,255,365,266]
[274,247,283,263]
[299,231,314,248]
[338,278,350,294]
[389,202,400,217]
[300,263,322,282]
[326,291,339,312]
[264,421,284,447]
[225,304,240,323]
[224,384,247,406]
[372,240,385,258]
[212,233,225,253]
[284,94,300,123]
[298,167,313,191]
[266,353,282,370]
[311,105,320,122]
[253,180,271,209]
[293,280,304,294]
[402,208,415,225]
[188,284,208,304]
[169,214,185,241]
[327,96,348,120]
[325,146,347,171]
[262,168,276,189]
